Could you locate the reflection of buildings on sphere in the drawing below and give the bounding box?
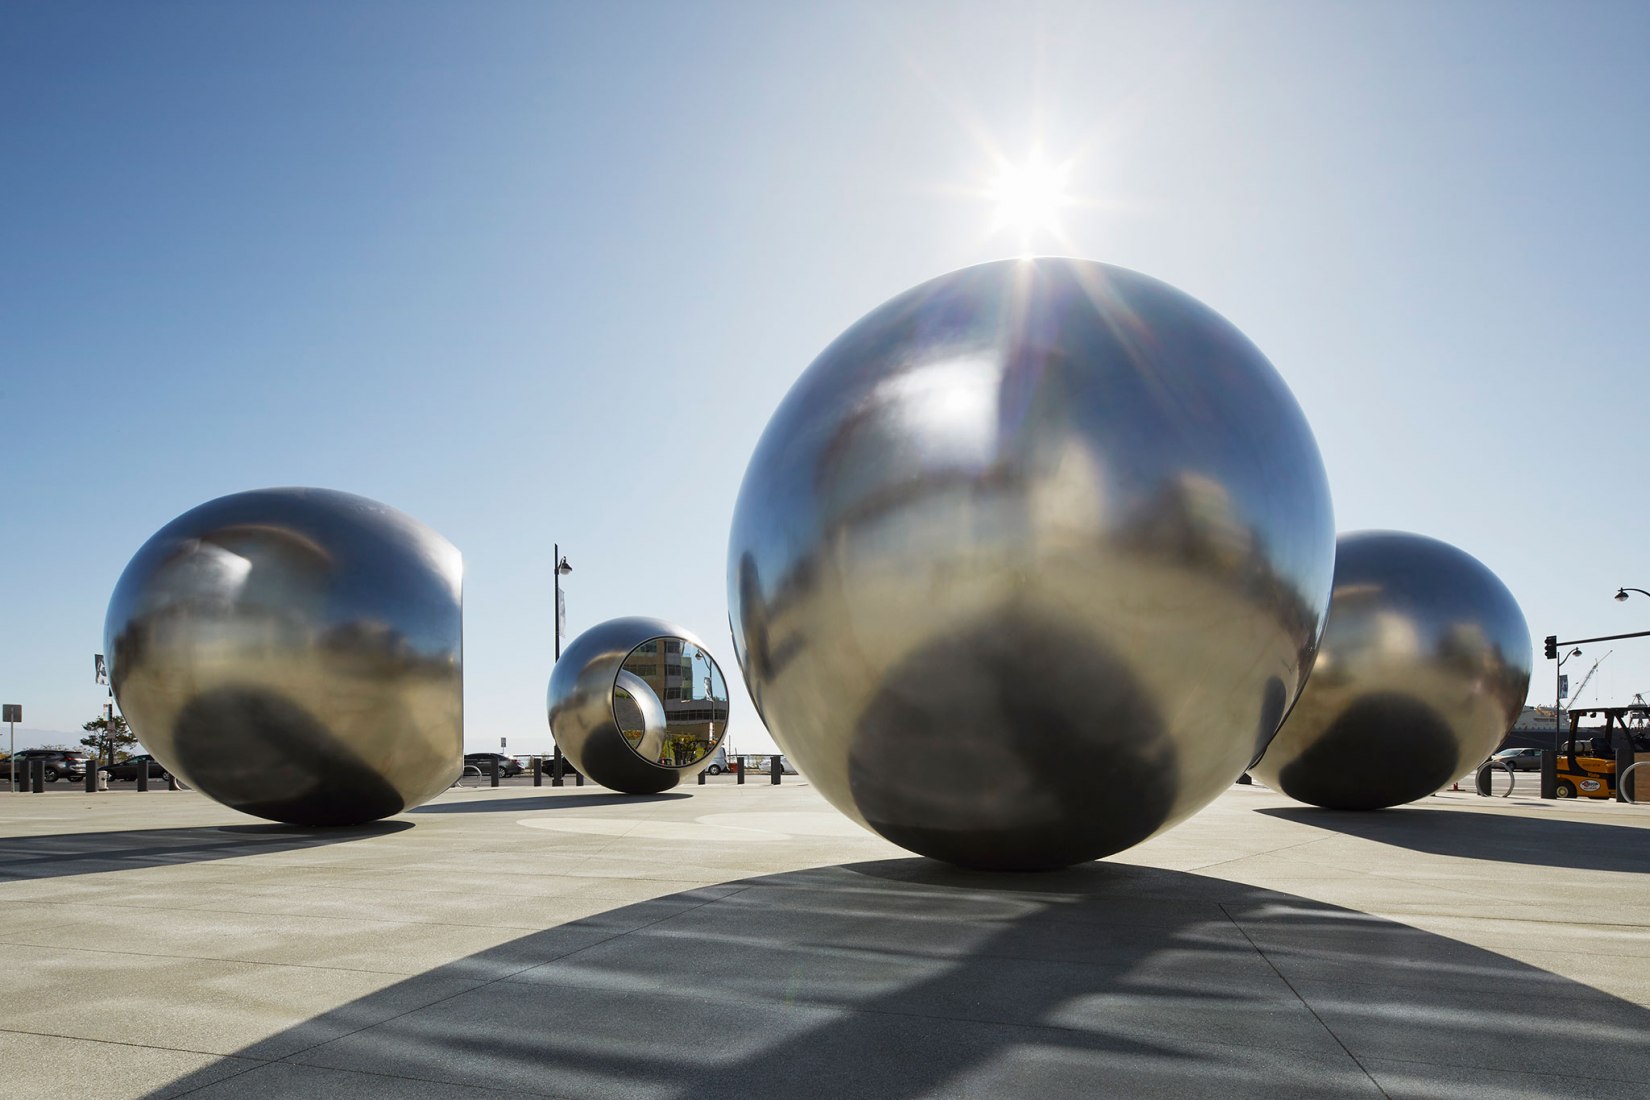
[618,638,729,767]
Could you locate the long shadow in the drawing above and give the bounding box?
[136,858,1650,1099]
[410,792,691,814]
[1260,806,1650,874]
[0,821,412,883]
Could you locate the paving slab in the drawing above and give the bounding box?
[0,779,1646,1099]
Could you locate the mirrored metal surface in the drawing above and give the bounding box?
[1250,530,1533,810]
[549,617,730,793]
[618,637,730,767]
[728,257,1336,870]
[105,487,464,825]
[614,669,669,761]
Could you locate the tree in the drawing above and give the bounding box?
[81,714,137,766]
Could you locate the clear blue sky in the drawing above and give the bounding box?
[4,1,1648,753]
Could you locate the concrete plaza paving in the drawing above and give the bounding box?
[0,778,1646,1099]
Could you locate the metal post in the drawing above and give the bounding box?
[737,756,746,785]
[697,768,706,785]
[1540,749,1557,800]
[533,756,543,787]
[1555,658,1565,753]
[84,766,96,793]
[490,757,500,788]
[771,755,782,785]
[574,768,584,787]
[166,772,178,791]
[7,718,14,794]
[552,748,565,787]
[30,758,45,793]
[136,764,149,793]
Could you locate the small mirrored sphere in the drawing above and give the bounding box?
[728,257,1336,870]
[549,617,730,793]
[105,488,464,825]
[1250,530,1533,810]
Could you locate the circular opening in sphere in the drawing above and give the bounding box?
[614,637,729,769]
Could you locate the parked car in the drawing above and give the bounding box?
[463,752,524,777]
[1490,747,1543,772]
[102,754,170,781]
[2,749,91,783]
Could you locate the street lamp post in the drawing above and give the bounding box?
[553,546,573,661]
[1614,587,1650,603]
[1556,646,1582,751]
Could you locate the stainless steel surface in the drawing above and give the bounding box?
[728,257,1335,870]
[105,487,464,825]
[548,617,730,793]
[614,669,668,761]
[1250,530,1532,810]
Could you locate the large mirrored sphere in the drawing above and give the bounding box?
[728,257,1336,870]
[105,488,464,824]
[549,617,730,794]
[1251,530,1532,810]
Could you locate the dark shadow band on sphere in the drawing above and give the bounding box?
[575,730,683,795]
[846,613,1176,871]
[1276,692,1460,811]
[173,688,408,825]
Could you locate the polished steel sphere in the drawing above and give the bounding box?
[549,617,731,794]
[105,488,464,825]
[728,257,1336,870]
[1250,530,1532,810]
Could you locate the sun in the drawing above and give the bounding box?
[985,152,1073,250]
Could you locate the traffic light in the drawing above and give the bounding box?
[1544,635,1558,660]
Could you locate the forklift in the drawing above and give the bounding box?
[1552,705,1650,799]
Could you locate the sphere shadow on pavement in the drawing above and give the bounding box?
[0,821,412,884]
[1259,806,1650,875]
[138,856,1650,1100]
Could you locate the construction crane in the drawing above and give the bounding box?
[1566,650,1611,710]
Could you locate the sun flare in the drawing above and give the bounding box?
[986,152,1073,248]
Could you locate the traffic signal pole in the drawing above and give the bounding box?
[1546,629,1650,751]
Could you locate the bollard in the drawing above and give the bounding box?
[490,757,501,788]
[533,756,543,787]
[137,765,149,793]
[1539,749,1557,800]
[30,758,45,793]
[575,769,584,787]
[737,756,746,785]
[166,772,179,791]
[552,750,565,787]
[771,755,782,785]
[84,766,98,793]
[697,768,706,785]
[97,769,109,792]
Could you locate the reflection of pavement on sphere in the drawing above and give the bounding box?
[756,549,1308,838]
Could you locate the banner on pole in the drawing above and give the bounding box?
[557,588,566,640]
[94,653,108,685]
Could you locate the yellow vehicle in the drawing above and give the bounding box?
[1555,706,1650,799]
